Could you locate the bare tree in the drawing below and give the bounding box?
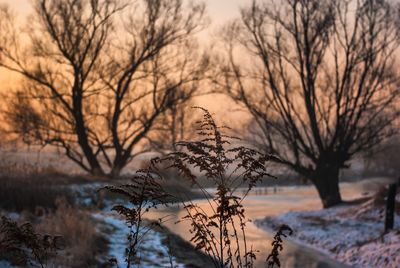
[149,101,199,154]
[0,0,209,176]
[218,0,400,207]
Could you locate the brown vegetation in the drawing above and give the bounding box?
[36,198,102,268]
[0,174,74,213]
[266,224,293,268]
[0,215,60,267]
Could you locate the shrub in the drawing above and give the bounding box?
[102,169,171,268]
[266,224,293,268]
[35,198,99,268]
[152,107,279,268]
[0,215,60,267]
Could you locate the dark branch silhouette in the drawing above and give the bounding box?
[218,0,400,207]
[0,0,209,176]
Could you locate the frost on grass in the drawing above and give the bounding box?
[255,199,400,268]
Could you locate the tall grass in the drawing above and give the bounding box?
[0,215,60,268]
[152,107,280,268]
[0,175,74,213]
[1,197,104,268]
[36,198,101,268]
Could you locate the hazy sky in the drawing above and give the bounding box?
[0,0,248,81]
[1,0,248,25]
[0,0,249,119]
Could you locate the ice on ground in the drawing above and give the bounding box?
[92,212,185,268]
[0,260,16,268]
[255,199,400,268]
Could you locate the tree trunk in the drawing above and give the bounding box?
[311,165,343,208]
[109,153,129,178]
[90,166,106,177]
[109,165,123,178]
[75,119,105,176]
[72,87,105,177]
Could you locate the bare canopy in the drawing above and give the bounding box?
[0,0,209,176]
[218,0,400,207]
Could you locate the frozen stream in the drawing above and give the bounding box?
[75,178,390,267]
[142,180,387,268]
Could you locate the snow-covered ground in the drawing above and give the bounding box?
[69,181,192,267]
[92,212,185,268]
[0,260,15,268]
[255,198,400,268]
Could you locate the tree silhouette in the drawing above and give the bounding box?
[149,101,199,154]
[0,0,209,176]
[218,0,400,207]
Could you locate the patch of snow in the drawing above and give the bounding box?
[69,182,106,206]
[0,260,16,268]
[3,212,21,221]
[337,231,400,268]
[92,212,185,268]
[255,200,400,268]
[92,213,128,266]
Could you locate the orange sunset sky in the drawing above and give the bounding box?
[0,0,250,121]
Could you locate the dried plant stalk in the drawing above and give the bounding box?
[101,169,170,268]
[153,107,279,268]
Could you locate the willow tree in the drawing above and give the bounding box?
[219,0,400,207]
[0,0,209,176]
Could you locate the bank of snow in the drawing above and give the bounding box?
[255,198,400,268]
[93,212,185,268]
